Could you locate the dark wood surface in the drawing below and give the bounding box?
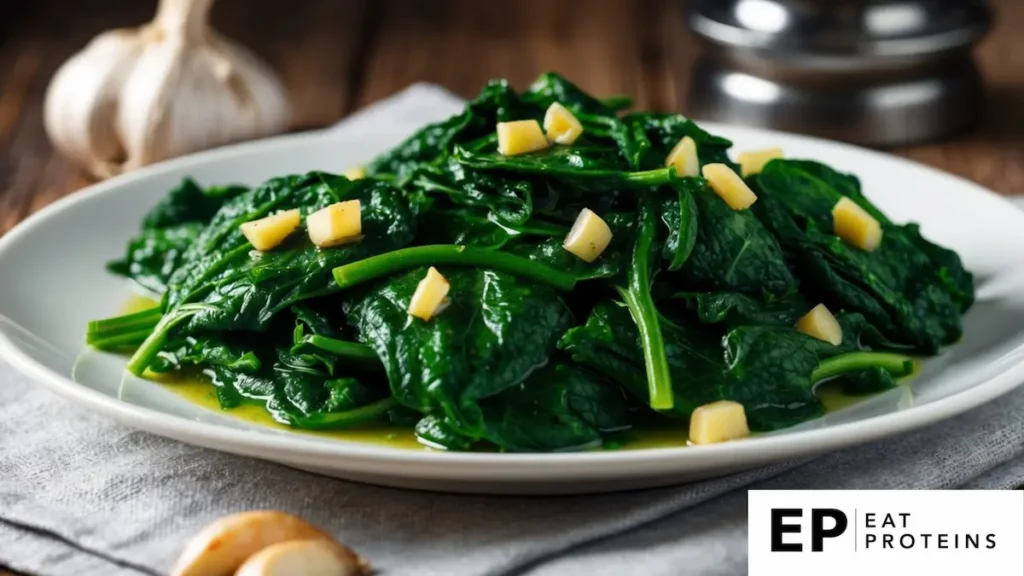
[2,0,1024,236]
[1,1,1023,573]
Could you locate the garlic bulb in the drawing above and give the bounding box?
[44,0,290,179]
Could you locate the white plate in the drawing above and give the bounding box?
[2,124,1024,495]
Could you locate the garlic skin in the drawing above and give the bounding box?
[44,0,289,179]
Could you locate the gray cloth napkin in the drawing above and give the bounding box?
[2,85,1023,576]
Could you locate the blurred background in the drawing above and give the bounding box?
[0,0,1022,235]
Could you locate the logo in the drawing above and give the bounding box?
[749,491,1023,576]
[770,508,847,552]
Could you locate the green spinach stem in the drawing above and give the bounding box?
[622,168,673,187]
[333,245,578,291]
[811,352,915,383]
[619,200,674,411]
[295,335,380,364]
[88,328,160,351]
[125,305,210,376]
[87,307,162,340]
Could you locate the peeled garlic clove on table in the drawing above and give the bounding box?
[44,0,290,179]
[235,540,370,576]
[171,511,343,576]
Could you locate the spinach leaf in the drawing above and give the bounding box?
[723,320,912,429]
[416,363,631,452]
[720,324,830,429]
[681,180,796,298]
[290,302,341,338]
[142,178,248,229]
[476,363,631,452]
[520,72,641,168]
[210,349,394,430]
[409,157,535,226]
[149,334,262,374]
[832,367,899,396]
[755,159,973,349]
[367,80,530,183]
[346,268,572,438]
[107,223,204,294]
[108,179,248,293]
[560,301,721,419]
[521,72,615,117]
[126,175,416,376]
[675,291,811,328]
[562,301,911,430]
[267,352,393,430]
[415,415,474,451]
[903,223,974,312]
[507,211,634,282]
[624,113,735,170]
[660,179,699,271]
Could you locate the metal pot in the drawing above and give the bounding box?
[686,0,992,146]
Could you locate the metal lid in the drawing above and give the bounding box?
[689,0,991,65]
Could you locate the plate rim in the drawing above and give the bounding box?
[2,124,1024,476]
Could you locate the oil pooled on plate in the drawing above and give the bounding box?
[125,296,897,452]
[159,374,886,452]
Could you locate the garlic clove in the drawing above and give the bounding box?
[171,510,333,576]
[44,0,290,179]
[115,33,289,174]
[234,540,370,576]
[43,28,147,177]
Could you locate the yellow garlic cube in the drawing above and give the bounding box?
[796,303,843,346]
[563,208,613,263]
[738,147,784,177]
[496,120,549,156]
[408,267,450,321]
[307,200,362,248]
[239,209,300,251]
[689,400,750,445]
[665,136,700,177]
[832,196,882,251]
[702,163,758,210]
[344,166,366,180]
[543,102,584,145]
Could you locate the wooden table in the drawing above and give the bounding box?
[1,0,1022,573]
[2,0,1024,237]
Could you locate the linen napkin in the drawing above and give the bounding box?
[2,84,1023,576]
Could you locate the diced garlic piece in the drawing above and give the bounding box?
[408,267,450,321]
[738,147,784,177]
[344,166,366,180]
[240,209,300,251]
[796,303,843,346]
[665,136,699,177]
[307,200,362,248]
[702,163,758,210]
[496,120,549,156]
[689,400,750,445]
[543,102,584,145]
[563,208,613,263]
[832,196,882,251]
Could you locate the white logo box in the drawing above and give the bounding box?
[749,490,1024,576]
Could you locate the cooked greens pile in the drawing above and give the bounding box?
[88,73,973,452]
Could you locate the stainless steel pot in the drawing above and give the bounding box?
[686,0,992,146]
